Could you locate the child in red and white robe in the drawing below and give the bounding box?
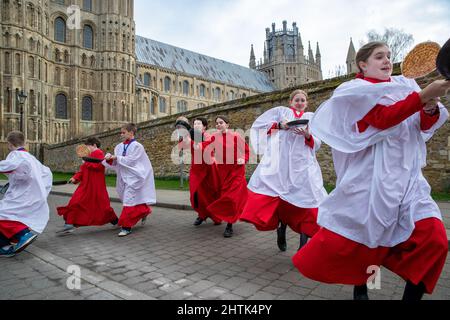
[103,123,156,237]
[240,90,327,251]
[56,137,118,234]
[293,42,450,300]
[0,131,52,257]
[200,115,249,237]
[177,117,222,227]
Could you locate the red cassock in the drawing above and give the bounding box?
[0,220,28,240]
[187,132,222,223]
[203,131,249,224]
[57,149,118,226]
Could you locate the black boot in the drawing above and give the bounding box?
[402,281,425,301]
[353,284,369,300]
[223,223,233,238]
[277,223,287,252]
[298,233,309,250]
[193,217,204,226]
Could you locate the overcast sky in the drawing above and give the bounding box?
[135,0,450,79]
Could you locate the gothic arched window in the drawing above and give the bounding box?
[199,84,206,97]
[143,73,151,86]
[182,80,189,95]
[82,96,93,121]
[164,76,171,92]
[55,93,68,119]
[159,97,166,113]
[214,87,221,101]
[83,25,93,49]
[54,17,66,43]
[177,100,187,113]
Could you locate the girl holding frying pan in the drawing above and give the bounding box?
[240,89,327,252]
[293,41,450,300]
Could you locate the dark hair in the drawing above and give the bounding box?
[356,41,388,73]
[85,137,101,148]
[215,115,230,124]
[193,117,208,129]
[7,131,25,147]
[121,123,137,134]
[175,120,191,131]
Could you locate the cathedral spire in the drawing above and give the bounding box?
[249,44,256,69]
[315,42,321,68]
[308,41,315,63]
[346,37,357,74]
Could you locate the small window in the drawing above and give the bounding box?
[83,25,93,49]
[83,0,92,11]
[182,80,189,95]
[143,73,151,87]
[54,17,66,43]
[164,76,171,92]
[82,96,93,120]
[177,100,187,113]
[159,97,166,113]
[55,93,68,119]
[199,84,206,97]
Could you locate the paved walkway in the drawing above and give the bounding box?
[0,181,449,300]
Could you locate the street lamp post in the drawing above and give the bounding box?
[16,90,27,133]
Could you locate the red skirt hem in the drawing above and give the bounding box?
[118,204,152,228]
[292,218,448,294]
[240,190,320,236]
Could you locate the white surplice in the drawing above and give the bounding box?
[249,107,327,208]
[103,141,156,206]
[310,75,448,248]
[0,150,52,233]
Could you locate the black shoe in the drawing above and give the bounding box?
[402,281,425,301]
[193,217,204,226]
[110,218,119,226]
[277,224,287,252]
[223,224,233,238]
[353,284,369,300]
[298,233,309,251]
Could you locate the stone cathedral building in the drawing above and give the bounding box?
[0,0,137,157]
[250,21,323,89]
[0,0,277,159]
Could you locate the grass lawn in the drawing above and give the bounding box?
[1,173,449,200]
[51,172,190,191]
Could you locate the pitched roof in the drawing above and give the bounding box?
[135,35,275,92]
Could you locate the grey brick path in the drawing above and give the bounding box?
[0,194,449,300]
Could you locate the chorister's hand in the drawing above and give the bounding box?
[419,80,450,103]
[279,121,289,130]
[237,158,245,165]
[423,97,440,115]
[104,153,112,160]
[293,125,311,139]
[69,178,78,185]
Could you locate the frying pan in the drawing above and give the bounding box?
[436,37,450,80]
[287,119,309,127]
[82,156,104,163]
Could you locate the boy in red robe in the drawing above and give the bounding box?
[56,137,118,234]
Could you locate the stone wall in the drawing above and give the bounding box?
[42,68,450,192]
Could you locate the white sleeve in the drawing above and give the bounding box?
[41,165,53,196]
[0,152,24,173]
[250,107,284,155]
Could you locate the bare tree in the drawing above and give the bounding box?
[328,64,346,78]
[360,28,414,63]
